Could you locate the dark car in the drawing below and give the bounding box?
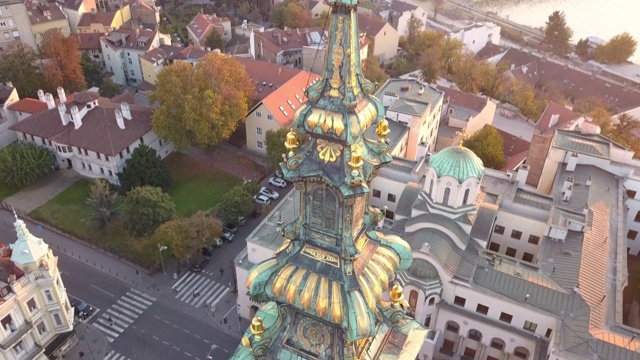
[73,301,93,319]
[191,257,209,272]
[235,216,246,226]
[201,244,215,257]
[224,223,238,234]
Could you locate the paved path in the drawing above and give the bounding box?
[3,170,79,213]
[65,322,109,360]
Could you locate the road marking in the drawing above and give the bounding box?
[184,352,192,357]
[152,336,159,340]
[90,285,114,297]
[204,339,210,343]
[173,346,180,351]
[129,288,157,301]
[183,329,190,333]
[163,341,169,345]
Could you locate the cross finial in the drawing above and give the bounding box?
[455,128,468,148]
[10,204,18,221]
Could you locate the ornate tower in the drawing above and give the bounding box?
[231,0,429,358]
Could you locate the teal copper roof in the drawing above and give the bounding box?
[429,146,484,183]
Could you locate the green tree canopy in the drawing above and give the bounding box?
[81,53,104,88]
[595,32,637,64]
[0,44,45,98]
[452,55,482,93]
[149,54,254,150]
[40,29,87,92]
[99,78,121,98]
[151,218,194,267]
[86,179,120,228]
[271,0,311,29]
[362,55,389,89]
[543,11,573,56]
[217,185,253,224]
[205,29,224,50]
[186,211,223,244]
[123,186,176,237]
[0,142,53,186]
[463,126,506,170]
[117,144,172,193]
[265,128,288,170]
[405,14,424,57]
[575,38,590,58]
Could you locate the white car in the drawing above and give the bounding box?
[259,187,279,200]
[254,194,271,206]
[268,177,287,188]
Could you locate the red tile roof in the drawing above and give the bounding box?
[236,58,305,101]
[26,2,67,25]
[74,33,102,50]
[357,13,387,36]
[536,101,580,134]
[10,91,153,156]
[490,126,530,171]
[476,43,508,61]
[77,11,117,27]
[8,98,48,114]
[436,85,488,113]
[187,13,229,41]
[262,71,320,128]
[101,28,157,51]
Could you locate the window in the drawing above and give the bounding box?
[255,111,262,118]
[428,297,435,306]
[428,179,434,195]
[36,320,46,335]
[126,146,130,154]
[424,315,431,327]
[463,189,470,204]
[87,164,92,171]
[119,152,123,159]
[511,230,522,240]
[27,298,37,313]
[83,148,88,156]
[446,322,459,333]
[490,339,505,350]
[387,193,396,203]
[499,312,513,323]
[372,189,381,198]
[1,315,15,332]
[468,329,482,341]
[545,328,552,338]
[96,152,101,160]
[523,320,537,332]
[522,252,534,262]
[475,304,489,315]
[53,312,62,326]
[488,242,500,252]
[505,247,517,257]
[159,139,164,146]
[442,187,450,204]
[100,167,104,175]
[81,163,86,170]
[493,225,505,234]
[311,187,339,232]
[385,210,395,220]
[453,296,466,307]
[44,289,54,303]
[628,230,638,240]
[128,58,132,64]
[12,341,24,355]
[267,114,273,120]
[627,190,637,199]
[108,170,113,177]
[528,235,540,244]
[635,211,640,222]
[256,127,263,135]
[513,348,529,359]
[257,141,263,149]
[107,54,111,60]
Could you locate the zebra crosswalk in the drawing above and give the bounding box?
[171,271,229,308]
[92,288,156,343]
[104,350,130,360]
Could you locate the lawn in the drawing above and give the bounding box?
[0,182,23,201]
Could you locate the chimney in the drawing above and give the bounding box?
[121,102,131,120]
[278,67,282,76]
[561,176,574,194]
[564,104,573,111]
[70,105,82,129]
[115,109,125,129]
[37,89,45,102]
[57,87,66,103]
[44,93,55,109]
[522,65,528,74]
[563,185,573,202]
[418,85,425,95]
[549,113,560,128]
[516,164,529,189]
[58,104,69,126]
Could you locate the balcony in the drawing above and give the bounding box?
[21,344,43,360]
[0,321,33,350]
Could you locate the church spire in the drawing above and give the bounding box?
[10,214,49,270]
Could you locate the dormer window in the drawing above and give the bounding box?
[43,10,51,16]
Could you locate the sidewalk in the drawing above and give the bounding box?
[3,170,79,213]
[65,323,109,360]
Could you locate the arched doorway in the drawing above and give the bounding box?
[485,338,506,360]
[440,321,459,356]
[513,346,530,360]
[463,329,483,358]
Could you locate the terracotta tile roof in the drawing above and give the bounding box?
[8,98,48,114]
[101,28,157,51]
[492,126,530,171]
[77,11,116,27]
[498,48,640,113]
[436,85,487,113]
[110,92,135,103]
[187,13,229,41]
[536,101,580,134]
[475,43,508,61]
[261,71,320,128]
[140,44,184,62]
[180,45,208,59]
[236,58,305,101]
[10,91,153,156]
[63,0,91,11]
[26,2,67,25]
[138,81,156,91]
[74,33,102,50]
[357,13,387,36]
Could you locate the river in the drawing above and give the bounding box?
[471,0,640,63]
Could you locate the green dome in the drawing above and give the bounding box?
[429,146,484,183]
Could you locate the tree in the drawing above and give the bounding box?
[504,80,547,120]
[86,179,120,228]
[431,0,445,20]
[186,211,223,244]
[151,218,195,267]
[0,44,45,98]
[362,55,389,90]
[149,54,254,150]
[0,142,53,186]
[452,55,482,93]
[117,144,172,193]
[595,32,638,64]
[479,62,508,99]
[589,107,612,135]
[405,15,424,56]
[81,53,103,88]
[543,11,573,56]
[440,37,464,74]
[122,186,176,237]
[40,29,86,92]
[609,113,640,150]
[217,186,253,224]
[99,78,121,98]
[205,29,224,50]
[271,0,311,29]
[463,126,506,170]
[420,47,442,83]
[575,38,590,58]
[265,128,288,170]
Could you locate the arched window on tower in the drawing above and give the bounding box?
[463,188,470,204]
[311,187,339,233]
[443,187,450,205]
[428,179,434,196]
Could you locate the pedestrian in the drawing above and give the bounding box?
[196,290,200,297]
[193,291,197,298]
[219,267,224,277]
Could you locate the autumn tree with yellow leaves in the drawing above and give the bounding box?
[149,54,254,150]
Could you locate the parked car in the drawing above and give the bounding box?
[73,301,93,318]
[222,230,234,243]
[212,237,223,248]
[201,244,215,257]
[259,187,279,200]
[268,177,287,188]
[191,257,209,272]
[254,194,271,205]
[224,223,238,234]
[275,170,284,178]
[235,216,247,226]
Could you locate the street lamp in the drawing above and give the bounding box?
[158,244,167,275]
[205,344,217,359]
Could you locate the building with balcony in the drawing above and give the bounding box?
[0,214,76,360]
[9,89,173,184]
